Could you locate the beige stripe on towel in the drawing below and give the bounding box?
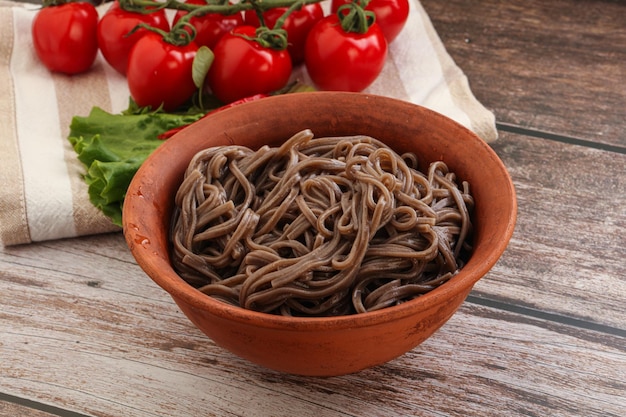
[0,7,31,246]
[53,65,121,237]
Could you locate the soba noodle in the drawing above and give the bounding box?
[170,130,474,316]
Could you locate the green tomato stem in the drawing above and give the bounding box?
[253,26,289,50]
[120,0,325,48]
[337,1,376,35]
[273,0,306,31]
[119,0,324,16]
[121,0,322,50]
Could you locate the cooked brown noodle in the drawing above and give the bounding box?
[170,130,474,316]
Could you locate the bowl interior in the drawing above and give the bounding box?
[123,92,517,328]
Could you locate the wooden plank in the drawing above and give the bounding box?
[476,130,626,328]
[420,0,626,147]
[0,399,61,417]
[1,234,625,416]
[2,294,624,416]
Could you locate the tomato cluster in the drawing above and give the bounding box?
[31,0,410,111]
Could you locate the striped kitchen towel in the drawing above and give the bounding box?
[0,0,497,246]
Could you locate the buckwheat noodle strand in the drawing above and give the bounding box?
[170,130,474,316]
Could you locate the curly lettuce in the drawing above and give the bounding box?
[68,107,203,226]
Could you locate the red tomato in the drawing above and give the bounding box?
[243,4,324,64]
[31,2,98,74]
[97,1,170,75]
[304,15,387,92]
[207,26,292,104]
[331,0,410,43]
[127,33,199,111]
[173,0,244,49]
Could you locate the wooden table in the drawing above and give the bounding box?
[1,0,624,415]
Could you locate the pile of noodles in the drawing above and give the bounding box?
[170,130,474,316]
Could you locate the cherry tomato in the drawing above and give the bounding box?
[31,1,98,75]
[243,3,324,64]
[97,1,170,75]
[304,14,387,92]
[331,0,410,43]
[127,33,199,111]
[173,0,244,49]
[207,26,292,104]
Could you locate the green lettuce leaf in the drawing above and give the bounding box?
[68,107,204,226]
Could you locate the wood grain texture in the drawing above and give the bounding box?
[0,400,60,417]
[475,130,626,328]
[419,0,626,146]
[1,234,624,417]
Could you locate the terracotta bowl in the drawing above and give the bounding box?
[123,92,517,376]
